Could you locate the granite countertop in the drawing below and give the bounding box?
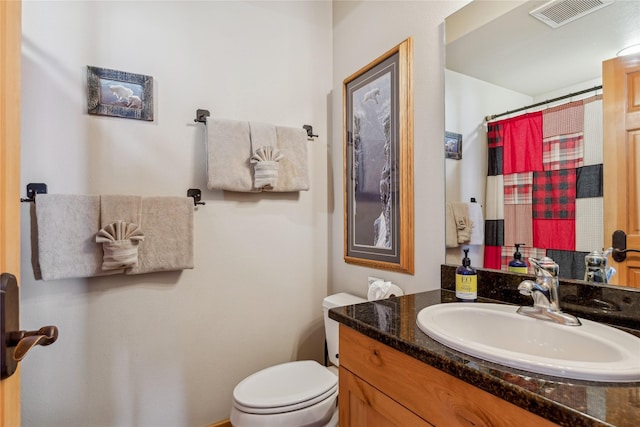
[329,288,640,427]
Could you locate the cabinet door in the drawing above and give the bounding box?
[339,367,433,427]
[340,326,559,427]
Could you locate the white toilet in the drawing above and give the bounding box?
[230,293,366,427]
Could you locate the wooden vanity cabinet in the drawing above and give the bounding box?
[338,325,558,427]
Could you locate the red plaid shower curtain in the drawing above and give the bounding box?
[483,96,604,279]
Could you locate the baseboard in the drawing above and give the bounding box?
[206,420,231,427]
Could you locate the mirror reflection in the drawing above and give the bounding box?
[443,0,640,284]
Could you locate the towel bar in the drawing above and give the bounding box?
[194,108,319,140]
[22,184,204,208]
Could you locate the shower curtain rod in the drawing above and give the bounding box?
[484,85,602,122]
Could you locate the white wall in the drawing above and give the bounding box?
[330,1,466,296]
[20,1,332,426]
[444,69,532,265]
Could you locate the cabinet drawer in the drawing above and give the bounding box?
[339,325,558,427]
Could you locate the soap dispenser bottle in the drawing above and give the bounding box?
[456,248,477,302]
[508,243,528,274]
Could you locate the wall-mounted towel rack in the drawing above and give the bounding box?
[21,183,204,208]
[194,109,210,124]
[194,109,318,140]
[187,189,205,206]
[302,125,318,140]
[20,183,48,203]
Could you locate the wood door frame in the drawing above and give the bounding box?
[1,0,22,424]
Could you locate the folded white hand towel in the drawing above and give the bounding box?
[96,220,145,271]
[251,146,284,189]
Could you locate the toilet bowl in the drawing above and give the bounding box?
[229,293,365,427]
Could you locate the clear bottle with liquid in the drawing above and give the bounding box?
[508,243,528,274]
[456,248,477,302]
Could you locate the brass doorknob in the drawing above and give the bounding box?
[9,325,59,361]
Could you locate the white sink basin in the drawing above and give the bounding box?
[416,303,640,382]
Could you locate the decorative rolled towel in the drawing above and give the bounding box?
[250,145,284,189]
[96,220,145,271]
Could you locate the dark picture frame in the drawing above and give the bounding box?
[445,131,462,159]
[87,66,153,121]
[343,38,414,274]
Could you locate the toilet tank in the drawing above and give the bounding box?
[323,293,366,367]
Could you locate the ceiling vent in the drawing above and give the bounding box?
[530,0,614,28]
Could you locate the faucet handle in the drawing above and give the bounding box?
[528,256,559,278]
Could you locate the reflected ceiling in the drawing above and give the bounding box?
[446,0,640,97]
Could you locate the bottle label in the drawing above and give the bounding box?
[456,274,477,300]
[508,266,528,274]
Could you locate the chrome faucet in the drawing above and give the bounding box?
[517,257,581,326]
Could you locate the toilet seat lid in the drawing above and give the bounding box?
[233,360,337,412]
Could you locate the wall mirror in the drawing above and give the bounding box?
[444,0,640,285]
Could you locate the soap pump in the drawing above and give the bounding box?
[508,243,528,274]
[456,248,477,302]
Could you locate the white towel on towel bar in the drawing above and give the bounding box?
[268,126,309,192]
[468,202,484,245]
[445,203,459,248]
[249,121,277,151]
[206,117,257,192]
[100,194,142,227]
[34,194,117,280]
[126,196,194,275]
[206,117,309,192]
